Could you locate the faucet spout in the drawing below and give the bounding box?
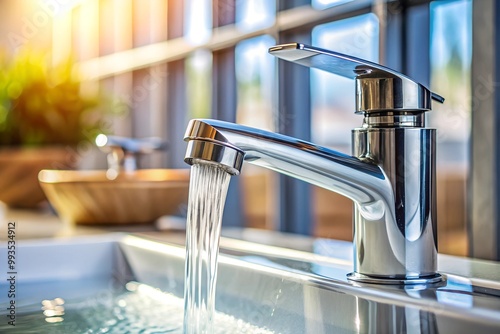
[184,119,391,216]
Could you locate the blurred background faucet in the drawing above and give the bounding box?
[96,134,165,176]
[184,43,445,284]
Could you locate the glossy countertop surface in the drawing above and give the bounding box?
[1,205,499,285]
[2,208,500,332]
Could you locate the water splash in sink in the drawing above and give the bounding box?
[184,163,231,334]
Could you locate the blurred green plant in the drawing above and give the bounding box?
[0,50,124,146]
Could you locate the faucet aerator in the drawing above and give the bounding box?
[184,139,244,176]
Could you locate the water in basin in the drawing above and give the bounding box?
[1,234,500,333]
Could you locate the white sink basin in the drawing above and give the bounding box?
[1,232,500,333]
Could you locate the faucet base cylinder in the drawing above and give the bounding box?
[352,127,438,283]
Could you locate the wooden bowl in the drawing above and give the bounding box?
[38,169,190,225]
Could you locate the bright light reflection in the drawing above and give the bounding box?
[189,49,212,71]
[122,235,318,285]
[106,168,118,180]
[236,37,272,81]
[184,0,212,45]
[36,0,86,17]
[43,309,65,317]
[236,0,275,31]
[435,276,473,308]
[42,298,65,323]
[354,296,361,331]
[221,237,351,267]
[125,281,184,306]
[95,134,108,147]
[312,0,353,10]
[45,317,64,323]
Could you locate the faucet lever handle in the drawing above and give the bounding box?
[269,43,444,114]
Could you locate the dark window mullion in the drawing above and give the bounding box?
[381,0,404,72]
[165,0,187,169]
[278,0,310,11]
[403,2,430,86]
[212,0,243,227]
[470,0,500,260]
[277,30,313,235]
[211,48,237,122]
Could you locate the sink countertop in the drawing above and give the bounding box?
[0,205,170,241]
[2,206,500,287]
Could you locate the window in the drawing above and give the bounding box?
[234,2,277,229]
[1,0,475,256]
[184,0,212,45]
[430,0,472,255]
[236,0,275,31]
[312,0,354,11]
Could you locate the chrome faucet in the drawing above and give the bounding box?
[183,43,444,285]
[96,134,165,175]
